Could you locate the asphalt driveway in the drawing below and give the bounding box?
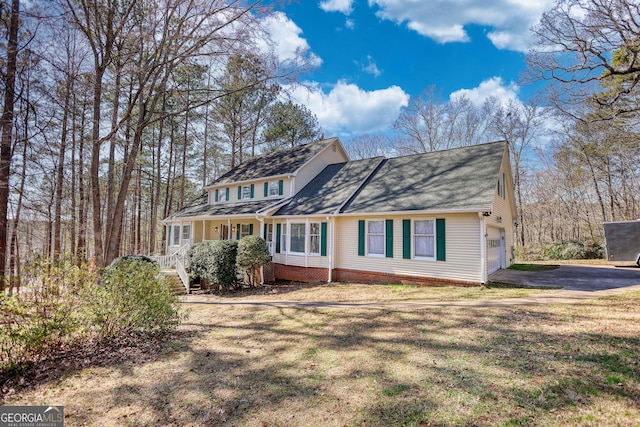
[489,264,640,291]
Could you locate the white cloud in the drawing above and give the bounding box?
[320,0,355,14]
[359,55,381,77]
[259,12,322,67]
[345,18,355,29]
[368,0,554,52]
[449,77,520,107]
[288,81,410,135]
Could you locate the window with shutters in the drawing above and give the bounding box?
[414,219,435,260]
[309,222,320,254]
[268,181,279,197]
[367,220,385,256]
[239,224,251,238]
[217,189,227,202]
[241,186,251,200]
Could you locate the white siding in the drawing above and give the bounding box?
[485,150,516,267]
[209,177,293,205]
[295,142,348,193]
[335,213,483,283]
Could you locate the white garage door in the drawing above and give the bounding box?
[487,227,505,274]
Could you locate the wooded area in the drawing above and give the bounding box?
[0,0,638,284]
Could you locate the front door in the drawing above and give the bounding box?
[220,224,229,240]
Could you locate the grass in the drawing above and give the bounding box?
[4,286,640,426]
[509,263,560,271]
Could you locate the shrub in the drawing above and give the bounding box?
[90,258,180,338]
[187,240,238,291]
[0,257,97,371]
[540,240,604,260]
[237,236,271,287]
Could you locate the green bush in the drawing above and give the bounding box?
[237,236,271,287]
[187,240,238,291]
[0,256,181,376]
[90,258,180,338]
[540,240,604,260]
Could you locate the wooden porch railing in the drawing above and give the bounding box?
[150,242,191,293]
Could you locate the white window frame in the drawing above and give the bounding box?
[182,224,191,241]
[172,225,181,246]
[281,223,288,253]
[218,189,227,202]
[268,181,279,197]
[413,219,436,261]
[289,223,306,255]
[309,222,320,255]
[497,172,505,199]
[239,224,251,239]
[367,220,385,257]
[241,185,251,200]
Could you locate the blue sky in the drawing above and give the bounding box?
[263,0,554,139]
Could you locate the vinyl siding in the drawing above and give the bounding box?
[335,213,483,283]
[209,178,292,204]
[271,219,331,268]
[294,142,348,193]
[484,151,516,267]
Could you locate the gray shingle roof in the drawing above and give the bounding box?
[167,198,284,220]
[208,138,338,186]
[275,157,384,216]
[341,141,506,214]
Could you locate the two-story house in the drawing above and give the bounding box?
[163,137,517,287]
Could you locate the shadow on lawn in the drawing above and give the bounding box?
[7,293,640,426]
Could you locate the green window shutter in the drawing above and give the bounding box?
[249,224,254,235]
[320,222,328,256]
[237,186,242,200]
[402,219,411,259]
[275,224,281,253]
[215,189,219,202]
[358,220,365,256]
[385,219,394,258]
[436,218,446,261]
[250,184,255,198]
[264,182,268,197]
[225,188,229,201]
[278,179,284,196]
[236,224,240,240]
[263,224,267,239]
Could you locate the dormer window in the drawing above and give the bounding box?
[242,186,251,200]
[214,188,229,203]
[269,181,279,197]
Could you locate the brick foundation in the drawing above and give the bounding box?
[332,268,480,287]
[274,264,329,283]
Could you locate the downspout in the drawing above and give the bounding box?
[327,216,333,283]
[257,214,264,285]
[479,212,487,284]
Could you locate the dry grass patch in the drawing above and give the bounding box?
[191,281,552,303]
[4,289,640,426]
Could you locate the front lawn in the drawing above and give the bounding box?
[4,286,639,426]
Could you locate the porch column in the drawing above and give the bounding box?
[202,220,206,243]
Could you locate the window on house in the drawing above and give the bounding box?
[281,224,287,253]
[173,225,180,246]
[182,225,190,240]
[242,186,251,200]
[268,181,279,197]
[367,220,385,256]
[290,223,305,253]
[309,223,320,254]
[240,224,251,238]
[414,220,435,259]
[218,189,227,202]
[497,173,505,198]
[265,223,273,243]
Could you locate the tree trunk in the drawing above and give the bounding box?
[0,0,20,289]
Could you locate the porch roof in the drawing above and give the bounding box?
[166,198,284,220]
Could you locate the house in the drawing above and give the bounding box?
[162,137,516,287]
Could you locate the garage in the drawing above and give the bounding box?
[487,227,505,274]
